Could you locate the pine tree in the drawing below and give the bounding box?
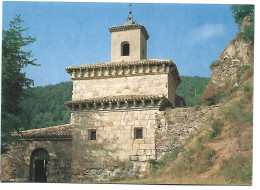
[1,14,39,153]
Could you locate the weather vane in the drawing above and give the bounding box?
[128,3,132,11]
[127,3,133,21]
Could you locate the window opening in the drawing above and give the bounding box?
[135,128,143,139]
[122,42,130,56]
[89,130,97,140]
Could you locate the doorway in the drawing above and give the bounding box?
[30,148,49,182]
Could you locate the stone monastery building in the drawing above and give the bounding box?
[1,11,190,183]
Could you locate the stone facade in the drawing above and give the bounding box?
[1,125,72,182]
[71,75,168,100]
[109,24,148,62]
[66,59,181,107]
[70,109,158,182]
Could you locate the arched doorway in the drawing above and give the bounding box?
[30,148,50,182]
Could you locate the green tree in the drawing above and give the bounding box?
[230,5,254,27]
[1,15,38,152]
[230,5,254,41]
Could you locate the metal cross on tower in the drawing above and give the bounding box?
[127,3,133,21]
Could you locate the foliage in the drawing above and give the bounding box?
[18,82,73,130]
[209,60,220,70]
[210,119,223,139]
[202,83,220,105]
[1,15,38,152]
[2,14,38,116]
[230,5,254,42]
[176,76,210,107]
[230,5,254,27]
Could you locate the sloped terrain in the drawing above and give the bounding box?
[119,16,253,185]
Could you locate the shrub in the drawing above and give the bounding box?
[226,100,253,125]
[243,83,253,93]
[149,159,159,170]
[209,60,220,70]
[230,86,239,93]
[202,83,220,105]
[210,119,223,138]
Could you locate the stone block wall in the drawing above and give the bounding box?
[1,140,72,182]
[72,74,168,101]
[168,74,176,106]
[155,106,218,160]
[70,109,159,182]
[111,29,146,62]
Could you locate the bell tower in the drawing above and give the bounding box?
[109,9,149,62]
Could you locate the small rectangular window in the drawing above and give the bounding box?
[135,128,143,139]
[89,130,97,140]
[122,43,130,56]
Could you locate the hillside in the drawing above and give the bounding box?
[176,76,210,107]
[119,15,253,185]
[18,82,72,130]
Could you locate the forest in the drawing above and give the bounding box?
[17,76,209,131]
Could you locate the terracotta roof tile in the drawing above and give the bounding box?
[108,24,149,40]
[13,124,72,140]
[66,95,165,104]
[66,59,173,71]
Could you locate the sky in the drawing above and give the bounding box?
[2,1,239,87]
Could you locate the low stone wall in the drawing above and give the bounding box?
[155,106,218,160]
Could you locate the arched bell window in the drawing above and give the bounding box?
[121,41,130,56]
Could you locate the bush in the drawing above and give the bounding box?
[149,159,159,170]
[226,100,253,125]
[202,83,220,105]
[209,60,220,70]
[243,83,253,93]
[210,119,223,138]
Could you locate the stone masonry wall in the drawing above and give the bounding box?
[155,106,218,160]
[111,29,145,62]
[1,140,72,182]
[70,109,159,182]
[72,74,168,100]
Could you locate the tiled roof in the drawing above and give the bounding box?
[108,24,149,40]
[66,59,172,71]
[13,124,72,140]
[68,94,165,103]
[65,95,173,112]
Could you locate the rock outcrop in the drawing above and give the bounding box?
[203,17,254,102]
